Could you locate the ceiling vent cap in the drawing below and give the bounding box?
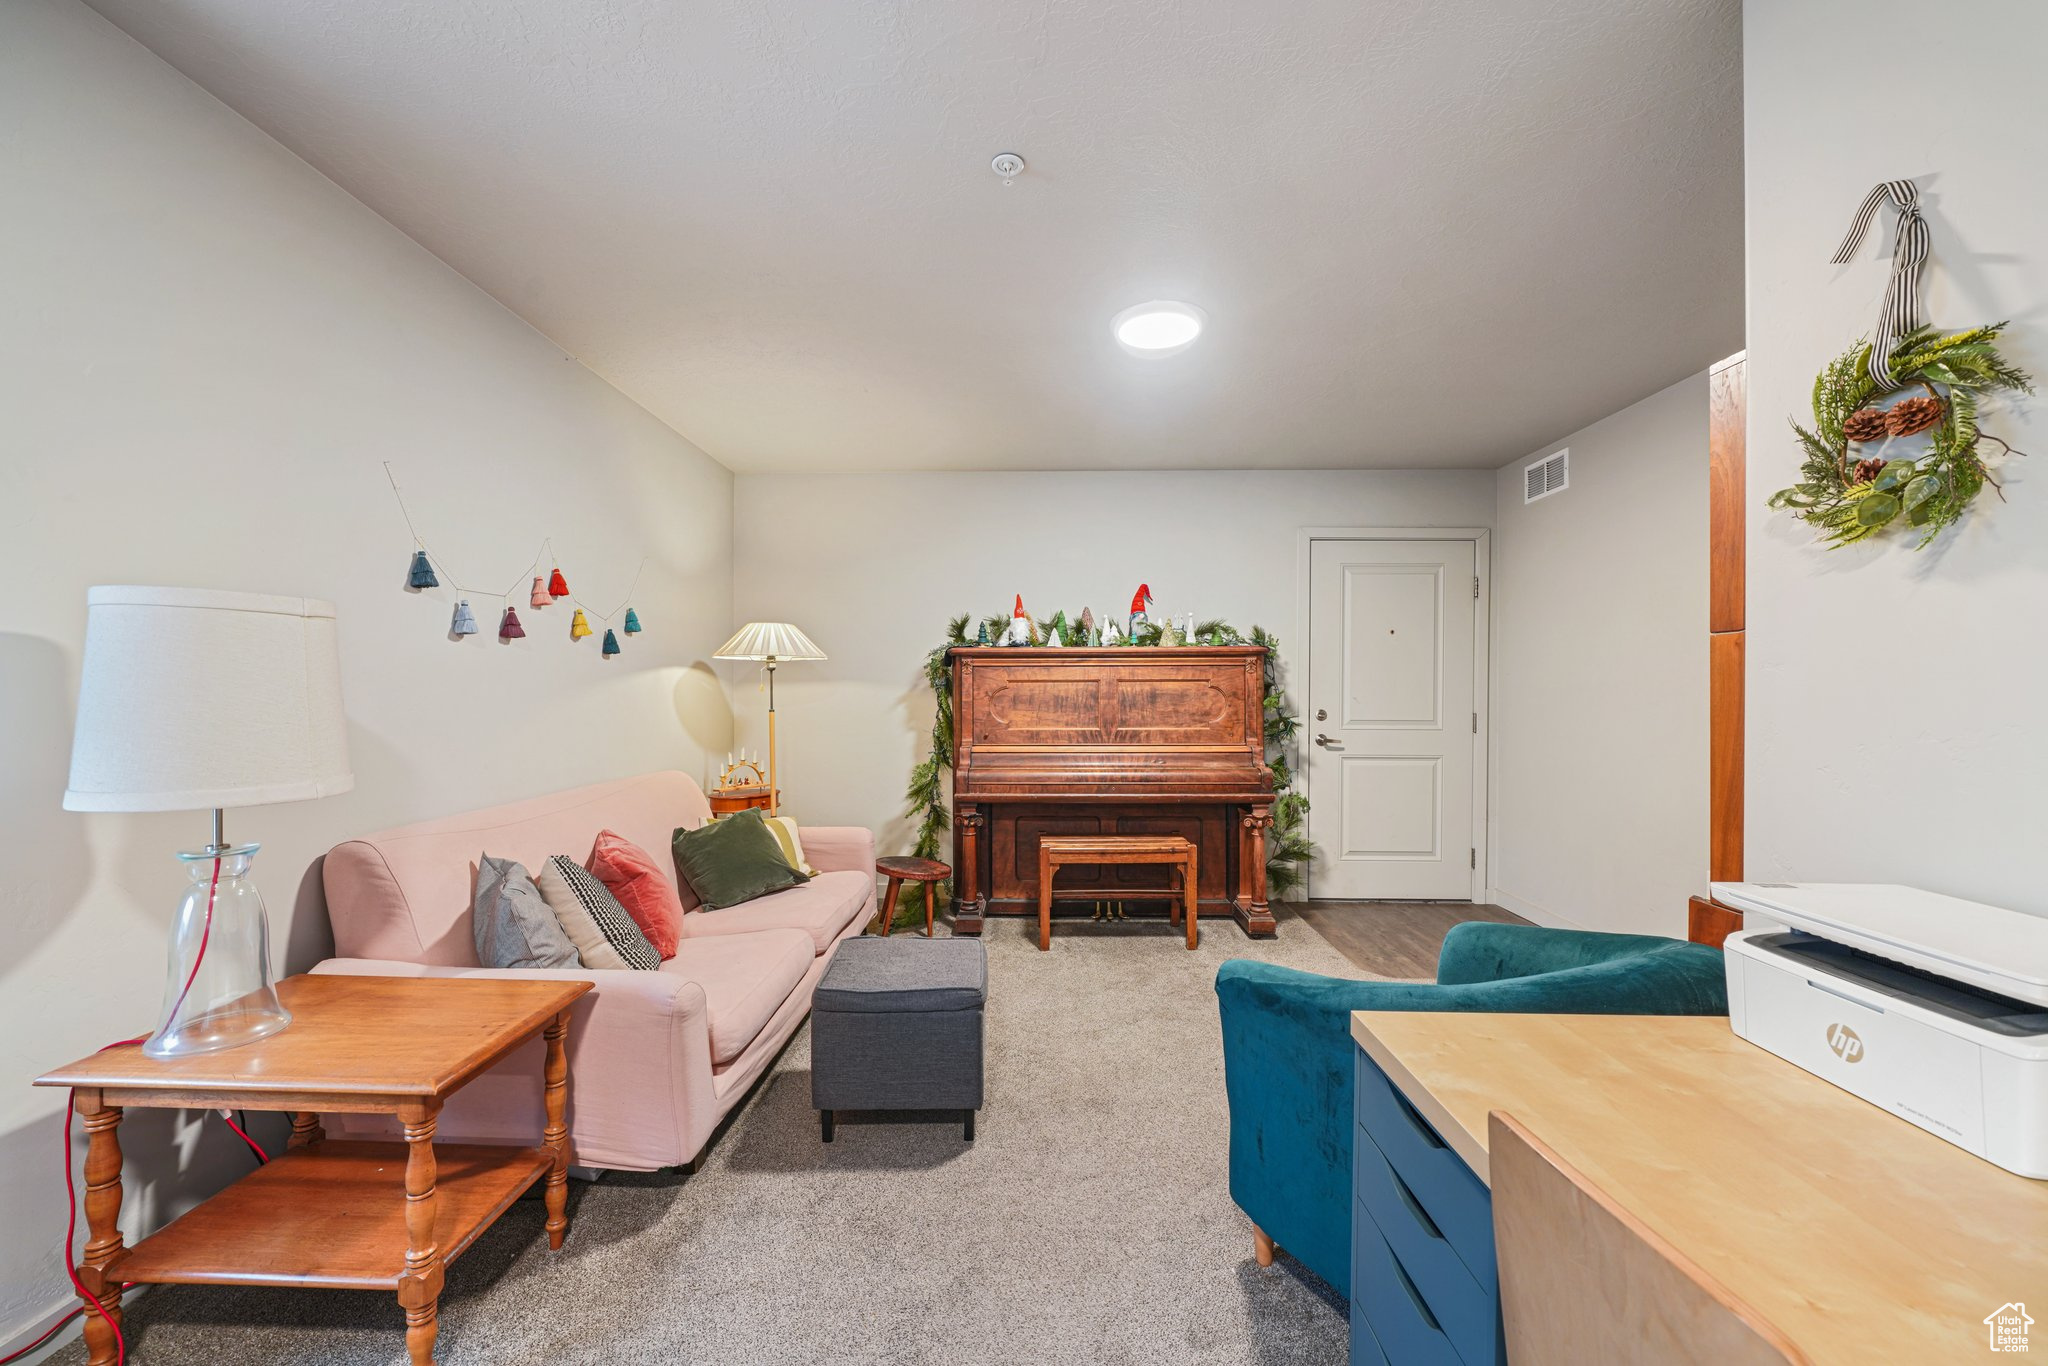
[1523,448,1569,504]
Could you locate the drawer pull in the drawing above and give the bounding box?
[1389,1247,1444,1332]
[1392,1088,1448,1149]
[1391,1169,1445,1241]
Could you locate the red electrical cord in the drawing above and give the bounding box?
[11,853,272,1366]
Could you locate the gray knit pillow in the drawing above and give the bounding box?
[473,855,582,970]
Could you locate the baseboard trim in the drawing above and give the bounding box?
[1488,887,1589,932]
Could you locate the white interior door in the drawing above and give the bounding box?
[1306,538,1479,900]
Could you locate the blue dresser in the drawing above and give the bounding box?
[1351,1044,1505,1366]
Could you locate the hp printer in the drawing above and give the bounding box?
[1712,882,2048,1179]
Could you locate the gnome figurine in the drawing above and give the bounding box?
[998,595,1034,647]
[1128,584,1153,633]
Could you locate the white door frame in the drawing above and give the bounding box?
[1294,527,1492,901]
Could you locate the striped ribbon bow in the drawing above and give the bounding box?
[1830,179,1929,390]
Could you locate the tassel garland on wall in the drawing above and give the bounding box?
[385,462,649,662]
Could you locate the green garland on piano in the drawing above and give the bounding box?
[891,613,1313,930]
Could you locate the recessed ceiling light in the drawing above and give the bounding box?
[1113,301,1206,356]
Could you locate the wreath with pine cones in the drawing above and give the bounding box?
[1770,323,2033,546]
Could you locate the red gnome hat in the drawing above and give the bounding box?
[1130,584,1152,614]
[1013,594,1028,618]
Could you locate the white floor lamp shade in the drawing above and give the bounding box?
[64,587,355,1057]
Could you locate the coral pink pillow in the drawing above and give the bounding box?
[586,829,683,959]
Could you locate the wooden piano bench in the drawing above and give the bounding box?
[1036,835,1199,951]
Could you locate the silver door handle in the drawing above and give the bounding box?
[1314,733,1343,749]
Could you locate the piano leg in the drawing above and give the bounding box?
[1233,806,1278,937]
[954,807,986,935]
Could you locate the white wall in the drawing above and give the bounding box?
[0,1,734,1350]
[731,470,1493,846]
[1744,1,2048,910]
[1489,375,1711,933]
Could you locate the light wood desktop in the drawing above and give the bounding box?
[1350,1010,2048,1364]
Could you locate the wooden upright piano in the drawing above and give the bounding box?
[949,645,1278,937]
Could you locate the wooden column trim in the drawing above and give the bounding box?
[1695,352,1746,947]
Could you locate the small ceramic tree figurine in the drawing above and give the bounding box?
[1103,617,1124,646]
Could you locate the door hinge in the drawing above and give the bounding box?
[1470,848,1477,869]
[1473,576,1480,599]
[1471,712,1477,734]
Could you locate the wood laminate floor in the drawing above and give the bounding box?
[1282,899,1530,978]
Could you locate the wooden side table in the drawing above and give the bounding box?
[1037,835,1199,951]
[34,973,591,1366]
[873,856,951,937]
[707,784,778,816]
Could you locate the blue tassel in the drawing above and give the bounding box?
[407,550,438,589]
[451,601,478,635]
[622,607,642,634]
[601,627,621,658]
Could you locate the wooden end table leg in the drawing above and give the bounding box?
[877,875,902,937]
[1185,851,1200,950]
[925,878,937,937]
[75,1090,124,1366]
[1038,847,1054,951]
[398,1101,446,1366]
[289,1111,325,1149]
[543,1009,573,1250]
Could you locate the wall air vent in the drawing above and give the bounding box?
[1523,448,1568,504]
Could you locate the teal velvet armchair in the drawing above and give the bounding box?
[1214,922,1727,1291]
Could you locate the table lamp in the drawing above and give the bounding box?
[63,587,354,1058]
[714,622,826,818]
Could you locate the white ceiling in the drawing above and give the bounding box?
[86,0,1743,473]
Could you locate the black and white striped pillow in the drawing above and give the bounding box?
[544,854,659,971]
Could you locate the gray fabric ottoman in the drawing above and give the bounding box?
[811,935,987,1142]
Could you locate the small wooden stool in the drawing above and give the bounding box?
[1037,835,1198,951]
[874,855,951,936]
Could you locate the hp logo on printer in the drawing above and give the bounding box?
[1826,1023,1865,1063]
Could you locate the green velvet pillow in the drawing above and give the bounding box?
[671,808,810,909]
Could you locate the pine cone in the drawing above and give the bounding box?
[1842,408,1891,442]
[1885,395,1945,438]
[1852,457,1887,485]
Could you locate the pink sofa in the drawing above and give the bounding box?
[313,771,875,1169]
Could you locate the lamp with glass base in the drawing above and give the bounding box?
[714,622,827,819]
[64,587,354,1058]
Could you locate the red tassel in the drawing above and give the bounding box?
[548,567,570,597]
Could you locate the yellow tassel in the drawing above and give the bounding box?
[570,608,592,640]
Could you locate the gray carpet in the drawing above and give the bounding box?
[56,909,1377,1365]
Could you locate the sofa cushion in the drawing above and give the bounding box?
[662,928,815,1065]
[671,808,810,910]
[586,829,683,959]
[536,855,659,971]
[472,855,582,970]
[679,870,872,955]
